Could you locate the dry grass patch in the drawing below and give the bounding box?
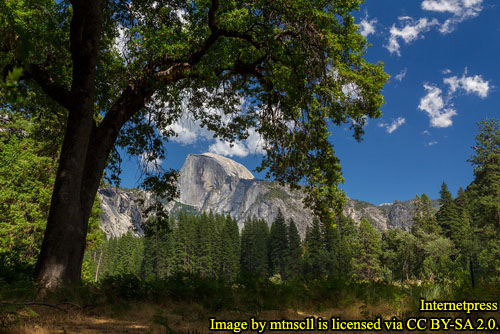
[0,299,419,334]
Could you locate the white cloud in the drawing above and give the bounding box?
[422,0,464,14]
[386,17,439,56]
[395,68,408,82]
[442,68,452,74]
[421,0,483,33]
[165,111,213,145]
[418,69,490,128]
[443,70,490,98]
[164,97,268,157]
[418,84,457,128]
[342,81,361,100]
[208,139,249,158]
[174,8,188,25]
[427,140,438,146]
[245,128,267,155]
[385,0,483,56]
[378,117,406,133]
[422,130,431,135]
[359,17,377,37]
[140,152,162,173]
[114,25,131,60]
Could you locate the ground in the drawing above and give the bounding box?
[2,301,401,334]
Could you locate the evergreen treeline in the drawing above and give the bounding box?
[86,120,500,286]
[87,212,242,281]
[3,117,500,287]
[88,210,305,282]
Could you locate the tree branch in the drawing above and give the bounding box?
[27,64,72,110]
[97,0,265,145]
[219,29,262,50]
[98,0,223,134]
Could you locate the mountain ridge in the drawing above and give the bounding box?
[98,153,439,238]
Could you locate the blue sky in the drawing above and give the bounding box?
[121,0,499,205]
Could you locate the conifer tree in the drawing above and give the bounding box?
[436,182,459,237]
[351,218,382,281]
[304,219,328,277]
[286,219,303,279]
[141,216,170,279]
[412,194,440,234]
[465,118,500,279]
[98,233,143,277]
[322,220,338,276]
[196,212,217,278]
[220,215,240,281]
[240,218,269,277]
[329,214,358,280]
[451,188,476,273]
[268,211,288,278]
[173,213,198,274]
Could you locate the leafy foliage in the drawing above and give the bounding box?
[0,110,103,280]
[351,218,382,281]
[1,0,388,263]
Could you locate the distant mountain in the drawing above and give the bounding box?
[98,153,440,238]
[98,187,147,238]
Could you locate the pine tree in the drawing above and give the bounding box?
[196,212,217,278]
[240,218,269,277]
[351,218,382,281]
[322,220,337,276]
[220,215,240,281]
[451,188,476,272]
[303,219,328,277]
[268,211,288,278]
[412,194,440,234]
[286,219,302,279]
[141,216,170,279]
[436,182,459,237]
[464,118,500,279]
[173,212,198,274]
[328,214,358,280]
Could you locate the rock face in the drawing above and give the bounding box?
[178,153,255,211]
[343,199,390,231]
[98,152,437,238]
[177,153,313,237]
[386,200,414,231]
[98,188,147,238]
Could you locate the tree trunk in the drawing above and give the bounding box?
[31,0,191,290]
[33,0,106,290]
[34,110,96,288]
[95,249,103,283]
[470,258,475,289]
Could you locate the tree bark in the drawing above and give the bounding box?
[33,0,106,289]
[95,249,103,282]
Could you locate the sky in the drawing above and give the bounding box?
[120,0,500,205]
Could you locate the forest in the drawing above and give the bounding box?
[2,108,500,332]
[1,0,500,332]
[4,116,500,289]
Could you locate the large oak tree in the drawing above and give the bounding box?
[1,0,387,288]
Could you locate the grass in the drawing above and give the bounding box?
[2,275,499,334]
